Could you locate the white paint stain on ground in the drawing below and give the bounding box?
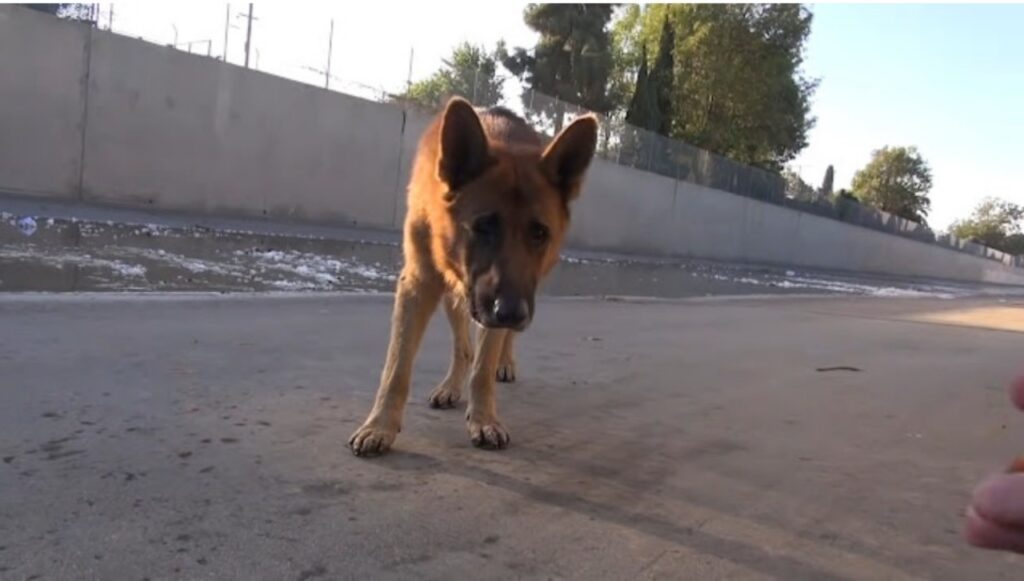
[703,273,961,299]
[0,242,395,292]
[0,246,149,279]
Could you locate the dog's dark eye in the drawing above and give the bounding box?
[472,214,500,241]
[529,222,549,245]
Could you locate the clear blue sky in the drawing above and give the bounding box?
[109,2,1023,230]
[794,3,1024,229]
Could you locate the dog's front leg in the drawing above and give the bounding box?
[466,326,511,449]
[496,331,517,383]
[349,272,442,457]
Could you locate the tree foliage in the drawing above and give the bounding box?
[649,16,675,136]
[820,165,834,197]
[950,197,1024,255]
[623,16,674,135]
[624,46,653,130]
[399,43,504,111]
[500,4,617,132]
[851,146,933,224]
[612,4,816,170]
[835,189,857,203]
[1005,234,1024,256]
[782,168,816,202]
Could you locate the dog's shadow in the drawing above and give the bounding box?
[371,443,847,580]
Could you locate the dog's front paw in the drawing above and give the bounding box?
[466,414,510,450]
[496,360,516,383]
[428,381,462,409]
[348,419,399,457]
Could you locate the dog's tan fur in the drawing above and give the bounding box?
[349,97,598,456]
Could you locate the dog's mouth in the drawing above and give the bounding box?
[469,302,484,327]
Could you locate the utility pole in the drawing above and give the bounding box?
[325,19,334,90]
[405,47,414,95]
[223,3,230,62]
[243,3,254,69]
[472,60,481,104]
[108,4,114,31]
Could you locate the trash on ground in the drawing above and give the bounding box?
[17,217,37,237]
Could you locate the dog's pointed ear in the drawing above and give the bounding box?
[541,115,599,201]
[438,97,493,191]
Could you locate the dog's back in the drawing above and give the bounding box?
[476,107,542,151]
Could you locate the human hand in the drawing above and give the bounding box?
[964,375,1024,553]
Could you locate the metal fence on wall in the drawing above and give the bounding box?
[517,89,788,203]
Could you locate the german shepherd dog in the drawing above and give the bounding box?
[349,97,598,456]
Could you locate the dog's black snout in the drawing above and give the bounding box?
[492,296,529,328]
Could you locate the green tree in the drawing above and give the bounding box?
[624,45,656,130]
[624,16,675,134]
[613,4,816,170]
[950,197,1024,254]
[500,4,617,132]
[608,5,643,114]
[1004,235,1024,256]
[783,168,816,202]
[618,45,656,168]
[820,165,834,197]
[851,146,933,224]
[399,43,504,111]
[649,16,675,135]
[835,188,857,203]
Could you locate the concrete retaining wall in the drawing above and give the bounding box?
[571,172,1024,284]
[2,5,1023,285]
[0,7,89,198]
[81,28,404,229]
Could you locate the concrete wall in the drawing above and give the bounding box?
[0,7,89,198]
[81,28,403,229]
[2,5,1023,285]
[392,108,435,229]
[568,171,1024,285]
[565,161,678,255]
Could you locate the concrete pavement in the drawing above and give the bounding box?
[2,293,1024,580]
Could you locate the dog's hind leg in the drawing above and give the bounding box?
[466,327,511,450]
[349,270,443,457]
[428,292,472,409]
[496,331,517,383]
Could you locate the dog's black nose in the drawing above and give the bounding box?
[492,296,529,328]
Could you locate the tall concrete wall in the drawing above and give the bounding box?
[0,7,89,198]
[565,161,678,255]
[81,28,404,229]
[1,5,1023,285]
[571,173,1024,285]
[392,108,435,229]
